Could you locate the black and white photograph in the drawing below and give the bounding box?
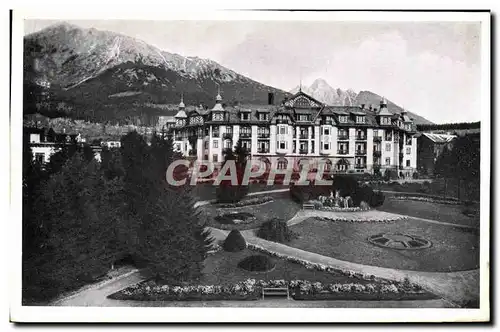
[8,7,490,323]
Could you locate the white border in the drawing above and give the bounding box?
[9,8,491,323]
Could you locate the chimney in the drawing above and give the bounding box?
[360,104,365,109]
[268,92,275,105]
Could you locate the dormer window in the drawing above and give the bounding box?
[299,114,310,122]
[338,115,348,123]
[380,116,391,125]
[405,123,412,131]
[213,112,223,121]
[258,113,269,121]
[356,115,365,124]
[241,112,250,121]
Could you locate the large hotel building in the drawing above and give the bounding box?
[161,90,418,176]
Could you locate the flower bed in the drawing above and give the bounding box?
[314,215,406,223]
[109,277,431,302]
[247,243,383,283]
[216,196,274,208]
[392,195,461,205]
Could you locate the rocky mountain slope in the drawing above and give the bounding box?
[24,22,432,125]
[291,79,433,125]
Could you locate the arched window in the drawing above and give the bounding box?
[277,157,288,170]
[294,96,311,108]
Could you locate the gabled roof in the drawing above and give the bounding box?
[283,91,324,109]
[422,133,456,143]
[174,110,187,118]
[377,106,392,116]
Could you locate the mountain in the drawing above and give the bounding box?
[291,79,433,125]
[290,79,357,106]
[23,22,290,123]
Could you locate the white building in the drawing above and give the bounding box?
[168,90,418,176]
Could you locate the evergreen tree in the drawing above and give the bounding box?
[217,140,250,203]
[24,153,123,302]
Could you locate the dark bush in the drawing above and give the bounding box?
[222,230,247,252]
[216,183,249,203]
[384,169,398,181]
[256,218,297,243]
[237,255,276,272]
[289,181,330,203]
[369,190,385,207]
[412,172,419,179]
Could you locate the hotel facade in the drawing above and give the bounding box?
[162,90,418,177]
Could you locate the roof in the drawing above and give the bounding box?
[174,110,187,118]
[211,102,224,112]
[422,133,456,143]
[378,106,392,116]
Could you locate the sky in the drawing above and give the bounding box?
[24,20,482,124]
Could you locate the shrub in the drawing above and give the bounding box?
[256,218,297,243]
[412,172,419,179]
[369,190,385,207]
[216,183,249,203]
[222,230,247,252]
[237,255,276,272]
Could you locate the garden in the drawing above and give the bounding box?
[286,216,479,272]
[109,229,437,302]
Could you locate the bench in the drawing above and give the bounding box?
[262,287,290,300]
[302,203,315,210]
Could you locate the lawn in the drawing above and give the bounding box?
[378,196,479,228]
[203,197,301,230]
[109,248,437,302]
[288,217,479,273]
[191,183,289,201]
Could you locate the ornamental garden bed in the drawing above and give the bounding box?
[391,195,462,205]
[204,198,301,231]
[288,217,479,272]
[215,196,274,209]
[109,248,435,301]
[314,215,405,223]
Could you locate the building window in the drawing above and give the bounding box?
[356,116,365,123]
[224,140,232,149]
[277,158,288,170]
[279,141,286,149]
[385,157,391,166]
[406,147,411,155]
[213,140,218,148]
[339,115,348,123]
[204,141,209,149]
[279,126,287,135]
[241,113,250,121]
[259,113,268,121]
[323,127,330,135]
[373,129,379,137]
[406,160,411,167]
[386,143,391,152]
[299,114,309,121]
[323,143,330,150]
[213,154,218,162]
[34,153,44,164]
[385,131,392,141]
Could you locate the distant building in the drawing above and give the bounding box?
[416,133,456,176]
[101,141,122,149]
[24,127,101,164]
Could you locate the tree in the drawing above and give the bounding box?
[216,140,250,203]
[120,131,214,283]
[434,145,456,198]
[24,153,124,302]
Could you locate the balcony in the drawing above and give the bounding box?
[355,150,366,156]
[338,135,349,140]
[257,148,269,153]
[258,132,270,138]
[373,150,382,157]
[373,136,382,143]
[337,150,348,155]
[239,132,252,139]
[223,132,233,139]
[299,149,308,154]
[212,131,220,138]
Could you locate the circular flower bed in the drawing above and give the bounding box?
[237,255,276,272]
[368,233,432,250]
[214,212,256,225]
